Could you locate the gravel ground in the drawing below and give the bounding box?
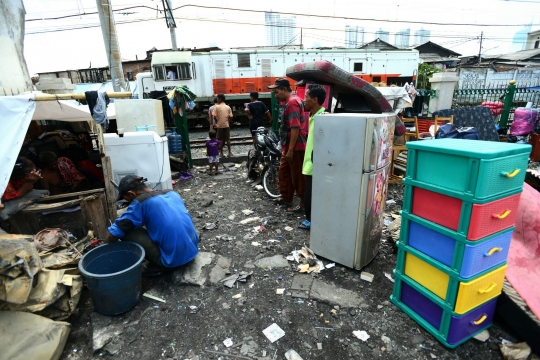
[189,126,270,158]
[55,169,520,360]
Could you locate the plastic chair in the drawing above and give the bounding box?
[415,115,454,139]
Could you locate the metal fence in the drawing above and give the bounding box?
[410,89,436,116]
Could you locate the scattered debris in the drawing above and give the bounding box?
[242,209,254,216]
[317,343,323,350]
[220,271,253,288]
[223,338,233,348]
[384,272,395,283]
[276,289,285,295]
[387,216,402,242]
[284,226,294,231]
[386,199,396,204]
[290,246,325,273]
[255,185,264,192]
[284,349,304,360]
[352,330,370,342]
[142,293,166,303]
[499,342,531,360]
[239,217,261,225]
[262,323,285,343]
[232,294,242,299]
[473,329,490,342]
[325,263,335,269]
[228,214,236,220]
[215,234,235,241]
[251,241,262,247]
[203,222,218,230]
[360,272,374,282]
[381,335,391,344]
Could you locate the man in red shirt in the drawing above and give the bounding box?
[268,78,308,212]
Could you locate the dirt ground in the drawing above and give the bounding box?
[58,165,520,360]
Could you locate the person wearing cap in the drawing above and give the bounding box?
[105,175,199,275]
[268,78,308,212]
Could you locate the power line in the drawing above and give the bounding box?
[25,3,540,27]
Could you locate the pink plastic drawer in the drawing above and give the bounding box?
[468,194,520,240]
[410,186,520,240]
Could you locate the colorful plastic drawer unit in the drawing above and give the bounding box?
[401,212,513,278]
[404,139,530,201]
[398,248,506,314]
[391,277,497,348]
[406,185,520,240]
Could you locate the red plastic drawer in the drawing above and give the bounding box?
[468,193,520,240]
[411,187,461,231]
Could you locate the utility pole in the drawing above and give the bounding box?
[477,31,483,65]
[96,0,126,92]
[300,28,303,49]
[163,0,177,50]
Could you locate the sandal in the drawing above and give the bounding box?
[142,263,164,277]
[273,198,290,206]
[298,219,311,230]
[286,205,303,213]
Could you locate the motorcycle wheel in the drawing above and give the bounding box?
[246,149,258,180]
[262,165,280,198]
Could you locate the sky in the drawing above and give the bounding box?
[22,0,540,75]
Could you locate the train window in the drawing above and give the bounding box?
[176,64,192,80]
[154,66,166,80]
[192,62,196,79]
[373,76,382,82]
[353,63,363,72]
[237,54,251,68]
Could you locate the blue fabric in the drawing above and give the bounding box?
[432,107,499,142]
[108,191,199,268]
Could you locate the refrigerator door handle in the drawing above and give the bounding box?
[371,128,379,171]
[365,173,376,218]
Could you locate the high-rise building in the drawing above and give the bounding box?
[414,28,431,44]
[394,28,410,48]
[345,25,365,48]
[375,28,390,43]
[265,11,297,46]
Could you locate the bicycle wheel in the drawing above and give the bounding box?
[262,166,280,198]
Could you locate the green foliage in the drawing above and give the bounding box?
[417,63,443,89]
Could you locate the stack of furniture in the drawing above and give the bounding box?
[390,139,531,348]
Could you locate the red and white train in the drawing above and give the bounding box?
[136,48,419,124]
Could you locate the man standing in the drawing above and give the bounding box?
[208,97,218,130]
[298,85,326,230]
[245,91,272,148]
[167,68,176,80]
[212,94,234,157]
[105,175,199,275]
[268,78,307,212]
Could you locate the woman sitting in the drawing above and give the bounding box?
[39,151,89,195]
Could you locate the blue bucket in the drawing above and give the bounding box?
[79,242,145,315]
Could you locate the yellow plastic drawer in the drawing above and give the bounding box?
[454,264,507,314]
[404,252,449,299]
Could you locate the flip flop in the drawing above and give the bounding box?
[273,198,290,206]
[142,263,164,277]
[298,219,311,230]
[286,205,303,213]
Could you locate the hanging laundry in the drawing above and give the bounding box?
[85,91,110,129]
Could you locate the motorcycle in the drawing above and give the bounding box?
[246,127,281,198]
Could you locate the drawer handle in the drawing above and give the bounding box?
[492,210,511,219]
[484,247,503,257]
[478,283,497,294]
[470,314,487,326]
[501,169,520,178]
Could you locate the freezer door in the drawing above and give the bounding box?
[354,163,391,269]
[362,115,396,171]
[309,115,367,268]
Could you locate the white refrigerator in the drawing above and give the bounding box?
[310,113,396,269]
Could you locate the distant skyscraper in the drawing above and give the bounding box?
[265,11,297,46]
[414,28,431,44]
[394,28,410,48]
[511,25,531,52]
[345,25,365,48]
[375,28,390,43]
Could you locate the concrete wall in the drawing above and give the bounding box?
[0,0,33,95]
[526,30,540,50]
[458,67,540,88]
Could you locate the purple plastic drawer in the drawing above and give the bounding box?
[447,299,497,344]
[401,282,497,345]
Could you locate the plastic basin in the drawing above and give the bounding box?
[79,242,145,315]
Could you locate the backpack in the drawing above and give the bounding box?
[435,123,480,140]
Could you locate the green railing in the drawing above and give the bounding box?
[452,88,509,108]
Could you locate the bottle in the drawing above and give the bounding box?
[168,128,183,154]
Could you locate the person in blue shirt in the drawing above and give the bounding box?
[105,175,199,276]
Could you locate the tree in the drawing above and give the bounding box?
[417,63,443,89]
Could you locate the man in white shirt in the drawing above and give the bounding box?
[167,69,176,80]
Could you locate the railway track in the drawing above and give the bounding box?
[189,136,254,149]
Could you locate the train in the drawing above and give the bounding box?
[136,47,420,127]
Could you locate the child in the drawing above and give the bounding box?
[206,130,220,175]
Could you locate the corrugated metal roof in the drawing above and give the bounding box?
[483,49,540,62]
[151,52,192,65]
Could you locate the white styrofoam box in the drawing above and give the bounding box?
[104,132,172,197]
[36,83,76,90]
[36,78,73,85]
[115,99,166,136]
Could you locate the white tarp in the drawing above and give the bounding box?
[0,94,36,202]
[33,99,116,122]
[375,87,413,110]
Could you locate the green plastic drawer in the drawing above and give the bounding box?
[405,139,531,201]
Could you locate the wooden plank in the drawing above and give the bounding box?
[101,156,118,223]
[22,194,98,213]
[36,189,105,203]
[83,194,108,239]
[34,92,131,101]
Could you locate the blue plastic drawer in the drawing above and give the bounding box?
[405,214,512,279]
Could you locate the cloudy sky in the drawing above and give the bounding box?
[22,0,540,75]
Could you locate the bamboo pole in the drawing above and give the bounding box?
[33,92,131,101]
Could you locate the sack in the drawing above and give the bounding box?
[509,107,539,136]
[435,123,480,140]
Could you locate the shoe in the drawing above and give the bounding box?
[298,219,311,230]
